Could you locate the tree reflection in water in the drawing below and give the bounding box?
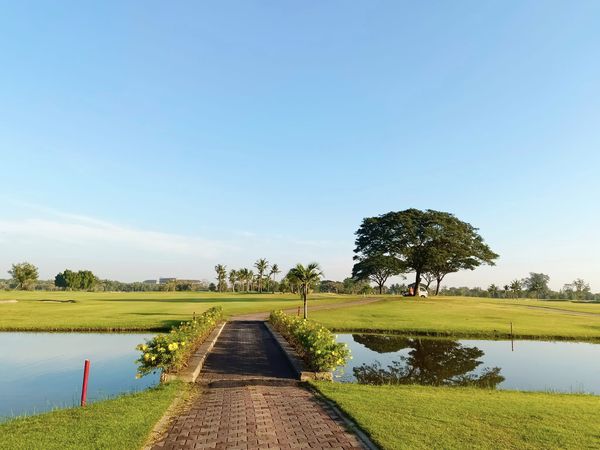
[352,334,504,388]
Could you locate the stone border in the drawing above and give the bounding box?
[162,321,226,383]
[264,321,333,381]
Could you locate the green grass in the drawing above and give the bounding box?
[0,382,182,450]
[311,296,600,340]
[0,291,358,331]
[312,382,600,450]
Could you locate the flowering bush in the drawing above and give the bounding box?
[136,306,223,378]
[269,310,350,372]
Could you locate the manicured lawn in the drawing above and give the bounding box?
[311,296,600,340]
[312,382,600,450]
[0,291,358,331]
[0,382,182,450]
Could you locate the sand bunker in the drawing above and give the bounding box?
[0,300,18,304]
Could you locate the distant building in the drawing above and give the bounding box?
[143,279,158,284]
[159,277,177,284]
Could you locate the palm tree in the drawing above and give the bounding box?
[242,269,254,292]
[237,268,249,291]
[268,263,280,293]
[287,262,323,319]
[510,279,523,299]
[229,269,237,292]
[214,264,227,292]
[254,258,269,293]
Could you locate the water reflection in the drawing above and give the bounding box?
[352,335,504,388]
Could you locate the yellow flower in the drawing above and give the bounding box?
[143,353,151,361]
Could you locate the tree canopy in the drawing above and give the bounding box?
[354,209,498,294]
[286,262,323,319]
[8,262,39,290]
[54,269,98,290]
[352,254,404,294]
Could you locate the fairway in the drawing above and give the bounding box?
[312,382,600,450]
[310,296,600,340]
[0,291,360,331]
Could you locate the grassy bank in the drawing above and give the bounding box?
[311,296,600,340]
[0,291,357,331]
[312,382,600,450]
[0,382,182,450]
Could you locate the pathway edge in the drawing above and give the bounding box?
[163,321,227,383]
[264,321,332,381]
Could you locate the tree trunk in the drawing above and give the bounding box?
[378,284,383,294]
[414,271,421,296]
[435,274,444,296]
[303,287,308,319]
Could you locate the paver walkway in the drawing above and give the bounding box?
[152,321,366,450]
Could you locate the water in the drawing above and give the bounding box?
[335,334,600,394]
[0,332,159,420]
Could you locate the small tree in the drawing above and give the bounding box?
[229,269,237,292]
[487,284,499,298]
[509,279,522,298]
[9,262,39,290]
[268,263,280,293]
[287,263,323,319]
[352,255,404,294]
[254,258,269,293]
[214,264,228,292]
[563,278,591,300]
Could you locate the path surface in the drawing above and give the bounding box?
[152,321,366,450]
[231,297,384,321]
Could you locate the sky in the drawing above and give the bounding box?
[1,1,599,290]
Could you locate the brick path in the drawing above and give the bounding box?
[152,321,366,450]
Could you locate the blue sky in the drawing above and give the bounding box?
[1,1,599,289]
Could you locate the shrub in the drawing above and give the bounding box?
[136,306,223,378]
[269,310,350,372]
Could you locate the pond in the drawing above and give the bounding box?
[0,332,159,420]
[334,334,600,394]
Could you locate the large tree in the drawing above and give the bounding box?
[524,272,550,299]
[9,262,39,290]
[354,209,498,295]
[352,254,404,294]
[286,262,323,319]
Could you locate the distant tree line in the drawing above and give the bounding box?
[440,273,599,301]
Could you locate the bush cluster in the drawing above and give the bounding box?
[269,310,350,372]
[136,306,223,377]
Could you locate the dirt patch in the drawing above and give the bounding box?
[39,299,77,303]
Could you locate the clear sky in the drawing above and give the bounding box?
[1,1,599,290]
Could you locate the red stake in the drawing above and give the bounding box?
[81,359,90,407]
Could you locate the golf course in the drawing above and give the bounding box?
[2,291,599,340]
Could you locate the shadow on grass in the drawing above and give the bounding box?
[102,297,301,304]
